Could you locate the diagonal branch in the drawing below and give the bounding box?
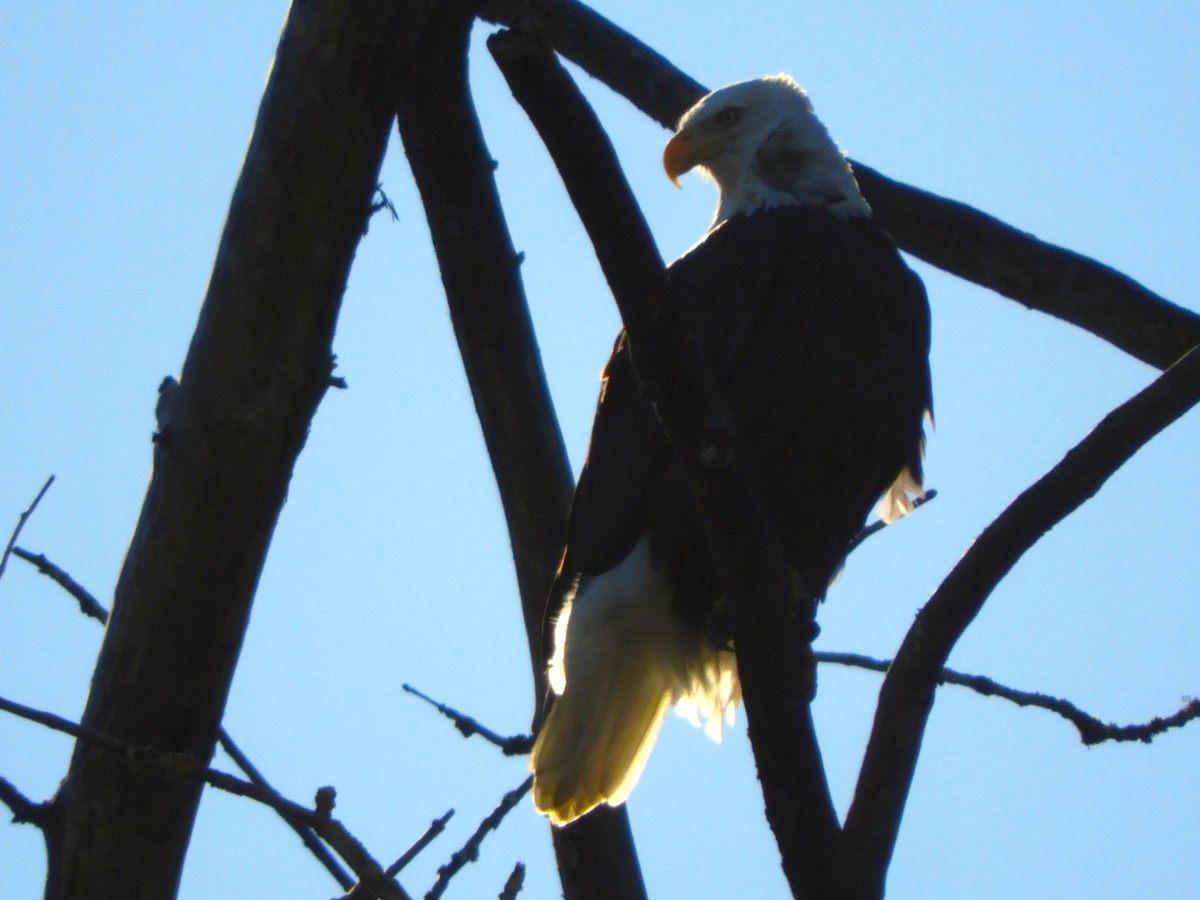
[0,694,412,900]
[478,0,1200,371]
[47,5,426,897]
[424,777,533,900]
[488,27,840,898]
[402,684,533,755]
[840,344,1200,897]
[0,475,55,585]
[395,0,573,700]
[394,6,647,900]
[0,776,49,828]
[12,545,355,890]
[816,651,1200,745]
[11,547,109,623]
[851,163,1200,371]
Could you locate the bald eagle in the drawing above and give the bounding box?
[530,75,932,825]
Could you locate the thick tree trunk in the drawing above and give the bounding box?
[43,4,418,897]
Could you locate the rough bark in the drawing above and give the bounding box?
[43,3,419,897]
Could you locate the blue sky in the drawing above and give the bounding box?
[2,2,1198,898]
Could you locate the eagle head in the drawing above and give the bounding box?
[663,74,871,224]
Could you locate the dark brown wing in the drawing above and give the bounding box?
[544,205,931,650]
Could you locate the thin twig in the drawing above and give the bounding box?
[0,475,55,585]
[12,547,109,623]
[12,545,355,889]
[0,776,48,828]
[499,861,526,900]
[386,810,456,878]
[402,684,532,755]
[845,489,937,557]
[217,729,355,890]
[341,810,456,900]
[0,694,411,900]
[424,777,533,900]
[816,651,1200,744]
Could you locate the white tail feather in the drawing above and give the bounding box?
[531,536,739,825]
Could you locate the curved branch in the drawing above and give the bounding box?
[395,0,573,701]
[489,27,840,898]
[395,6,645,899]
[478,0,1200,371]
[840,345,1200,896]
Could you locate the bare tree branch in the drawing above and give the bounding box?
[489,27,841,898]
[499,861,526,900]
[817,651,1200,745]
[0,694,413,900]
[216,729,355,891]
[851,163,1200,371]
[0,475,54,586]
[12,547,109,624]
[12,544,357,890]
[395,0,573,701]
[841,344,1200,897]
[402,684,533,755]
[478,0,1200,371]
[424,777,533,900]
[0,776,48,828]
[394,6,647,899]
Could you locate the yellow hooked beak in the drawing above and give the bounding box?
[662,131,699,188]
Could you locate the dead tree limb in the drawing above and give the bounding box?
[43,4,423,898]
[841,345,1200,897]
[478,0,1200,371]
[395,0,573,701]
[489,28,841,898]
[394,5,647,899]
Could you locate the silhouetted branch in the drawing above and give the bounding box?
[851,163,1200,371]
[0,475,54,585]
[478,1,1200,371]
[845,489,937,557]
[425,777,533,900]
[395,0,573,700]
[12,544,355,890]
[217,729,355,891]
[12,547,109,623]
[817,651,1200,744]
[49,4,427,895]
[841,344,1200,897]
[0,777,48,828]
[489,27,840,898]
[0,694,411,900]
[339,809,457,900]
[402,684,533,755]
[499,861,526,899]
[396,6,646,899]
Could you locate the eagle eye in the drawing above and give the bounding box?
[716,107,742,128]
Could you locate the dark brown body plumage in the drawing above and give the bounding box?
[550,204,931,642]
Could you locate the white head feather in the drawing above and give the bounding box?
[664,74,871,225]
